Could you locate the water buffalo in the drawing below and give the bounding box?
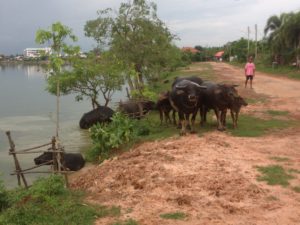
[79,106,114,129]
[221,96,248,128]
[34,152,85,171]
[169,79,206,135]
[156,91,176,125]
[118,100,156,119]
[171,76,204,130]
[200,81,239,131]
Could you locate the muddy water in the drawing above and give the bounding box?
[0,64,124,188]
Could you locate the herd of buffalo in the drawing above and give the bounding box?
[79,75,248,135]
[33,75,248,171]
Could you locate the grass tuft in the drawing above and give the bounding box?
[270,156,290,162]
[160,212,187,220]
[111,219,139,225]
[256,165,294,187]
[267,110,289,116]
[292,186,300,193]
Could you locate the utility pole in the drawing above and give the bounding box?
[255,24,258,59]
[247,26,250,57]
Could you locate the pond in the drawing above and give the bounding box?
[0,63,125,188]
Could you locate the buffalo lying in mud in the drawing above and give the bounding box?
[79,106,115,129]
[34,152,85,171]
[169,79,206,135]
[118,100,156,119]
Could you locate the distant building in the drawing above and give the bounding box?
[214,51,224,61]
[23,47,52,58]
[181,47,200,54]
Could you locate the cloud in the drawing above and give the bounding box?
[0,0,299,54]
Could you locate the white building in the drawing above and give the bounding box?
[23,47,52,58]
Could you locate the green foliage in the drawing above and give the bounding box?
[0,175,108,225]
[47,52,125,108]
[84,0,181,92]
[160,212,187,220]
[264,11,300,66]
[256,165,294,187]
[86,113,136,162]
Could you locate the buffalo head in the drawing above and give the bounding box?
[34,152,53,165]
[175,80,206,103]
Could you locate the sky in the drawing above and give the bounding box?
[0,0,299,55]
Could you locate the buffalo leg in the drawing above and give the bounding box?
[178,112,186,135]
[230,110,236,128]
[159,109,164,125]
[214,109,225,131]
[190,111,197,133]
[185,114,191,131]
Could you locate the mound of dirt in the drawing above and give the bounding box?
[70,132,300,225]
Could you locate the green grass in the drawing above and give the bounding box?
[267,110,289,116]
[270,156,290,162]
[256,165,294,187]
[288,168,300,174]
[292,186,300,193]
[0,175,120,225]
[246,97,267,104]
[160,212,187,220]
[111,219,139,225]
[228,114,292,137]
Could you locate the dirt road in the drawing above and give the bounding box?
[71,63,300,225]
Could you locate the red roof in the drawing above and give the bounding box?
[181,47,200,54]
[215,51,224,57]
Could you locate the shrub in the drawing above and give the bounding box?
[86,112,136,162]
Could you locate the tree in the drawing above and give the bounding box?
[35,22,79,138]
[281,12,300,68]
[46,52,125,109]
[84,0,179,95]
[264,13,292,64]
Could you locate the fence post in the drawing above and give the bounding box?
[6,131,28,188]
[51,136,58,172]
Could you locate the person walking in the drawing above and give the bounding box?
[244,56,255,88]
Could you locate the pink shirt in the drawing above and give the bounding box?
[245,62,255,76]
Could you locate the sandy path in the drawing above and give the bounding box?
[71,63,300,225]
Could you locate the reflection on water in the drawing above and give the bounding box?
[0,64,125,188]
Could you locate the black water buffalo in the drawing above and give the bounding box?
[169,79,206,135]
[221,96,248,128]
[79,106,114,129]
[200,81,239,131]
[171,76,204,129]
[118,100,156,119]
[34,152,85,171]
[156,91,176,125]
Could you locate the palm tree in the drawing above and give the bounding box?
[281,11,300,68]
[264,13,289,64]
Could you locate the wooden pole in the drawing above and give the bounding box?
[6,131,28,188]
